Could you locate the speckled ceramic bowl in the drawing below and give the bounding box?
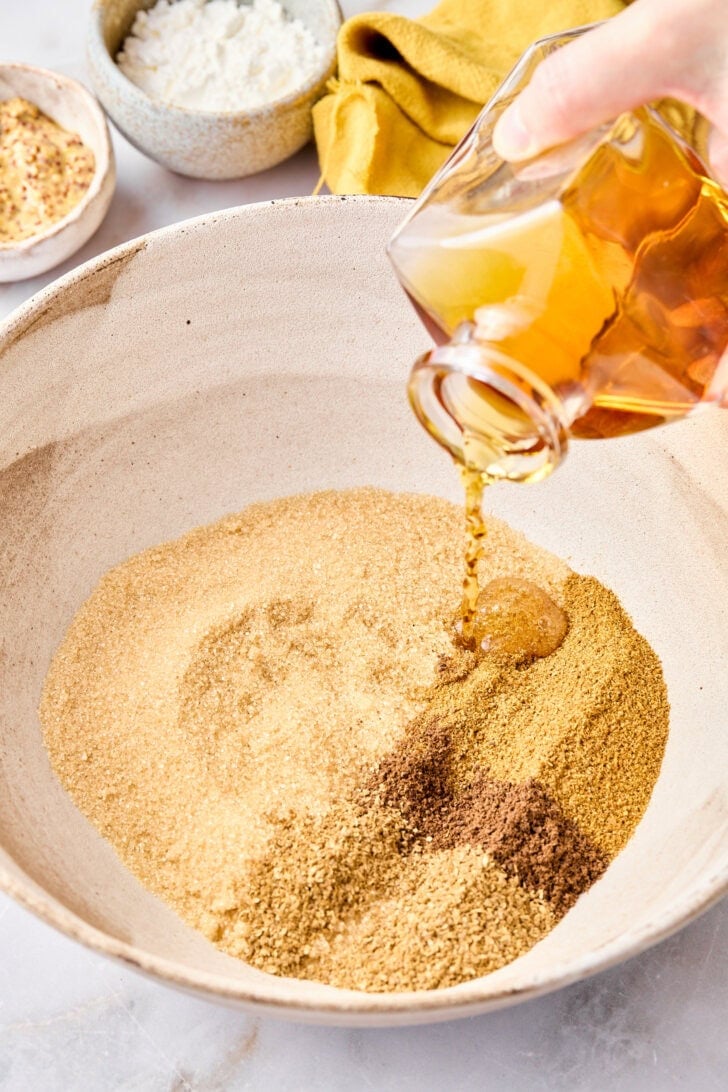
[87,0,341,179]
[0,197,726,1025]
[0,63,115,283]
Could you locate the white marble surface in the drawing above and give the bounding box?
[0,2,726,1089]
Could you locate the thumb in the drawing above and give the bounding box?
[492,1,696,161]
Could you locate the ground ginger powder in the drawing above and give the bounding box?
[40,488,669,993]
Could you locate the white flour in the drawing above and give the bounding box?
[117,0,327,112]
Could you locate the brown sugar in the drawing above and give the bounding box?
[40,488,669,993]
[306,847,557,993]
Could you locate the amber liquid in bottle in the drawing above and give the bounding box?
[395,108,728,445]
[394,108,728,638]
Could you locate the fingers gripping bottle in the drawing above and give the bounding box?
[388,24,728,484]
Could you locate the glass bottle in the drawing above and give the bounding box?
[387,24,728,483]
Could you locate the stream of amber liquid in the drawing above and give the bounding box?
[458,464,490,649]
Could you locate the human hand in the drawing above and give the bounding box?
[492,0,728,184]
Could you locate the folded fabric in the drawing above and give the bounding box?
[313,0,626,197]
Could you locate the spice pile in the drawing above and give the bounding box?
[0,98,95,243]
[41,489,669,993]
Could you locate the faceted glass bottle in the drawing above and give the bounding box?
[388,24,728,483]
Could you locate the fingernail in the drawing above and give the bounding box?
[493,103,536,161]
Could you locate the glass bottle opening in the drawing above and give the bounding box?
[408,325,570,483]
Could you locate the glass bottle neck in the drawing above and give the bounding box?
[408,322,572,483]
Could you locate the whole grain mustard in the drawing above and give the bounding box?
[0,97,95,244]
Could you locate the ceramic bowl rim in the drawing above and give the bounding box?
[0,62,114,256]
[0,194,726,1021]
[87,0,342,122]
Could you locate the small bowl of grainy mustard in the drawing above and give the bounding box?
[0,63,115,283]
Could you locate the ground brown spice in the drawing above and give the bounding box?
[40,488,669,994]
[370,724,608,915]
[432,575,671,856]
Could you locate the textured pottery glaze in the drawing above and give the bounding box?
[0,196,725,1025]
[87,0,341,180]
[0,63,115,283]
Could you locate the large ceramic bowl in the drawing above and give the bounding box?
[0,197,726,1025]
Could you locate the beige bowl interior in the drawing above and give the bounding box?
[0,196,726,1025]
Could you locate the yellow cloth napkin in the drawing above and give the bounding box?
[313,0,626,197]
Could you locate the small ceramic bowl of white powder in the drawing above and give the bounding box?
[88,0,341,179]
